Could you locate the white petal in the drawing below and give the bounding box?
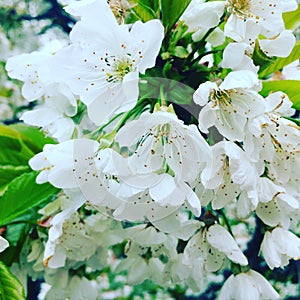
[273,227,300,260]
[257,178,285,203]
[198,104,216,134]
[259,31,296,58]
[129,20,164,74]
[220,70,259,90]
[0,237,9,252]
[224,16,246,42]
[249,270,280,299]
[47,245,67,269]
[237,191,256,218]
[29,152,47,171]
[186,188,202,217]
[194,81,217,106]
[122,71,139,103]
[215,108,246,141]
[260,231,282,269]
[207,224,248,265]
[87,85,125,125]
[21,108,59,126]
[149,174,177,202]
[134,227,167,245]
[256,200,280,227]
[222,43,246,69]
[205,247,225,272]
[207,27,225,47]
[127,257,148,285]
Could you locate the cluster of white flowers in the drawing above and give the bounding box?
[5,0,300,299]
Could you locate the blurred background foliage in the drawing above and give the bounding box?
[0,0,73,125]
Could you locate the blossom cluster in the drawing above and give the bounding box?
[5,0,300,299]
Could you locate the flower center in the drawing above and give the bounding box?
[141,124,172,155]
[226,0,251,19]
[103,54,134,83]
[210,89,234,109]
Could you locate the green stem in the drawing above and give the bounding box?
[159,84,167,106]
[186,13,225,68]
[114,95,153,131]
[219,209,234,237]
[88,112,124,139]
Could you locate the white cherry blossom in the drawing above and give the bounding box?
[116,108,211,183]
[222,31,295,72]
[194,70,266,141]
[92,148,203,221]
[224,0,297,42]
[201,141,260,210]
[244,92,300,184]
[181,0,225,41]
[43,270,97,300]
[43,191,87,268]
[116,225,173,285]
[29,138,99,189]
[6,51,53,101]
[52,0,164,125]
[219,269,280,300]
[21,84,77,142]
[95,108,213,218]
[256,192,299,228]
[260,227,300,269]
[221,42,258,73]
[184,223,248,273]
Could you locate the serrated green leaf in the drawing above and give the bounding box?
[260,80,300,109]
[161,0,192,32]
[0,261,25,300]
[283,5,300,30]
[0,172,59,227]
[259,41,300,78]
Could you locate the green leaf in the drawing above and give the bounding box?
[0,222,30,266]
[0,126,34,165]
[161,0,192,32]
[283,5,300,30]
[131,0,159,22]
[9,124,56,153]
[0,172,59,227]
[252,41,276,72]
[0,261,25,300]
[0,165,30,191]
[260,80,300,109]
[259,41,300,78]
[0,124,55,193]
